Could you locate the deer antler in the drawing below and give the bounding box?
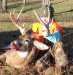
[17,7,24,20]
[9,9,26,35]
[33,10,44,25]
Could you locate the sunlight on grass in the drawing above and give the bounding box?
[53,0,73,13]
[0,22,17,31]
[0,22,32,32]
[8,2,41,13]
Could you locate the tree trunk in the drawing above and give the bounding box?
[23,0,26,5]
[2,0,7,12]
[42,0,49,6]
[23,0,30,5]
[42,0,49,17]
[26,0,29,4]
[42,0,54,18]
[0,0,2,12]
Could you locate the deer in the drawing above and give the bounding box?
[0,9,33,69]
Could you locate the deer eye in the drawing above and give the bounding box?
[24,41,29,45]
[21,40,29,46]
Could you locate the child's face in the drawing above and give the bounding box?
[44,17,49,24]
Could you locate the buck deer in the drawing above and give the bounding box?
[0,10,32,69]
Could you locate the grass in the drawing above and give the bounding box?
[0,9,37,32]
[7,2,41,13]
[0,2,42,32]
[0,21,32,32]
[0,0,73,31]
[53,0,73,14]
[0,22,17,31]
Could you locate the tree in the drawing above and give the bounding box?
[2,0,7,12]
[23,0,30,5]
[0,0,2,12]
[23,0,26,5]
[42,0,49,6]
[42,0,49,16]
[42,0,54,18]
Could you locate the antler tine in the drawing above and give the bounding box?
[17,7,24,20]
[33,10,44,25]
[9,10,11,17]
[9,9,15,17]
[13,9,16,14]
